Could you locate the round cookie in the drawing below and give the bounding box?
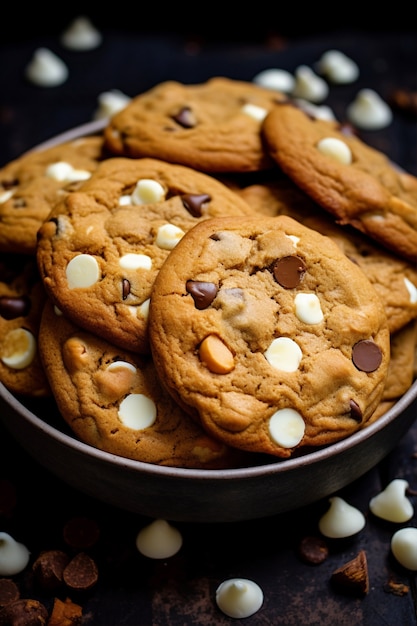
[103,77,286,173]
[149,214,390,458]
[38,299,245,469]
[0,254,50,397]
[238,178,417,334]
[262,102,417,263]
[36,157,254,354]
[0,135,106,255]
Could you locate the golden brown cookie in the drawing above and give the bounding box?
[0,254,50,397]
[149,214,390,458]
[262,102,417,263]
[0,135,106,255]
[36,157,254,354]
[238,178,417,334]
[103,77,286,173]
[38,299,245,469]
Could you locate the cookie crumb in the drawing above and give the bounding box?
[48,597,83,626]
[384,578,409,596]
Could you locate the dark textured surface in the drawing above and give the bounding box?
[1,24,417,625]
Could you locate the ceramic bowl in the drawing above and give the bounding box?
[1,122,416,523]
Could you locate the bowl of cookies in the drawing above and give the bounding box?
[1,77,416,523]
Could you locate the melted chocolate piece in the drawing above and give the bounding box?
[349,399,363,422]
[272,255,306,288]
[186,280,218,309]
[352,340,383,372]
[0,295,31,320]
[181,193,211,217]
[172,106,196,128]
[122,278,131,300]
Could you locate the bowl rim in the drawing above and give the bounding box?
[2,378,416,480]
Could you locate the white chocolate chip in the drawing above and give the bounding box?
[216,578,264,619]
[264,337,302,372]
[294,292,324,324]
[287,234,300,247]
[66,254,100,288]
[60,16,102,50]
[0,328,36,370]
[241,103,268,121]
[292,65,329,103]
[136,519,183,559]
[155,224,185,250]
[0,532,30,576]
[0,189,14,203]
[25,48,69,87]
[391,528,417,570]
[369,479,414,523]
[318,496,366,538]
[131,179,165,205]
[119,194,132,206]
[106,361,137,374]
[93,89,131,119]
[404,277,417,304]
[253,68,295,93]
[293,98,336,121]
[45,161,91,183]
[269,408,305,448]
[119,253,152,270]
[347,88,393,130]
[316,137,352,164]
[138,299,150,320]
[315,50,359,84]
[118,393,157,429]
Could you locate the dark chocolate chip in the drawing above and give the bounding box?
[0,578,20,608]
[272,255,306,288]
[298,535,329,565]
[349,400,363,422]
[0,599,48,625]
[0,295,31,320]
[181,193,211,217]
[186,280,218,309]
[32,550,70,592]
[352,340,383,372]
[122,278,131,300]
[63,553,98,591]
[172,106,196,128]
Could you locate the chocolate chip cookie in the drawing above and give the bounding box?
[36,157,254,354]
[149,214,390,458]
[38,299,245,469]
[262,102,417,263]
[0,135,105,254]
[104,77,286,173]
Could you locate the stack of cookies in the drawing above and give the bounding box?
[1,77,416,467]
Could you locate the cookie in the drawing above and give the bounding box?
[238,178,417,334]
[262,102,417,263]
[36,157,254,354]
[0,254,49,397]
[0,135,106,255]
[103,77,286,173]
[149,214,390,458]
[382,321,417,401]
[38,299,245,469]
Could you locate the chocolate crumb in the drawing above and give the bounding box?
[383,578,409,596]
[330,549,369,596]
